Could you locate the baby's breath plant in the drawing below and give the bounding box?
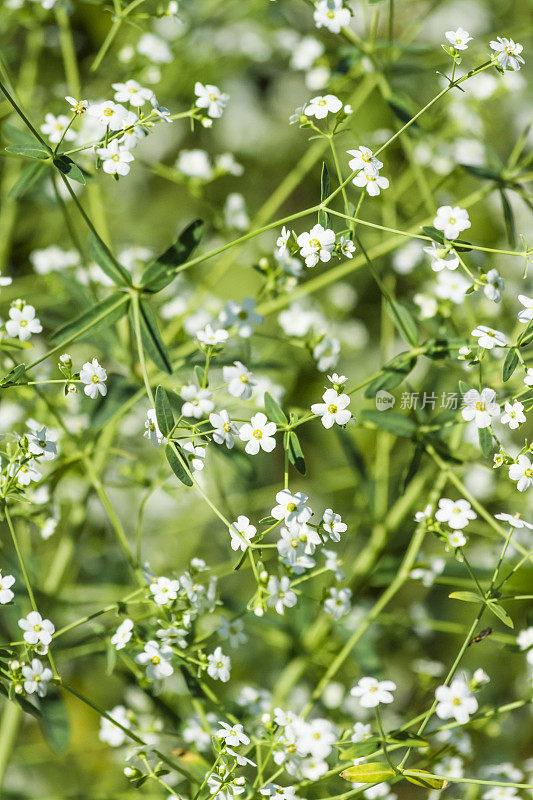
[0,0,532,798]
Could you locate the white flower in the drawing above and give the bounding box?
[207,646,231,681]
[313,336,340,371]
[524,368,533,387]
[448,530,467,548]
[471,325,506,350]
[210,410,239,449]
[219,297,264,338]
[501,401,526,430]
[228,515,257,551]
[490,37,524,71]
[347,145,383,174]
[216,721,250,747]
[517,627,533,650]
[276,226,291,257]
[194,82,229,118]
[180,385,214,418]
[150,95,173,122]
[350,676,396,708]
[27,426,57,461]
[352,166,389,196]
[461,388,499,428]
[135,640,174,679]
[433,205,471,240]
[196,324,229,346]
[218,617,247,648]
[110,618,134,650]
[239,412,277,455]
[226,748,256,767]
[79,358,107,399]
[423,242,459,272]
[65,96,88,115]
[0,270,12,291]
[297,224,336,268]
[176,149,213,179]
[322,508,347,542]
[182,442,206,473]
[339,236,355,258]
[150,576,180,606]
[445,28,473,50]
[9,461,41,486]
[435,498,476,530]
[517,294,533,323]
[415,504,432,522]
[112,79,153,107]
[97,140,134,176]
[277,524,309,567]
[99,705,131,746]
[0,571,15,604]
[435,678,478,724]
[508,454,533,492]
[267,575,297,615]
[304,94,342,119]
[22,658,53,697]
[224,193,249,231]
[18,611,55,646]
[494,512,533,529]
[351,722,372,742]
[40,113,76,144]
[311,388,351,428]
[223,361,256,400]
[137,32,172,63]
[484,269,504,303]
[324,587,351,620]
[88,100,129,131]
[5,304,42,342]
[30,245,79,274]
[144,408,165,447]
[271,490,312,525]
[313,0,351,34]
[435,271,470,304]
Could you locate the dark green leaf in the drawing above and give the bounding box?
[165,443,193,486]
[0,363,26,387]
[264,392,288,426]
[8,161,45,199]
[155,385,174,436]
[364,353,417,397]
[386,731,428,746]
[386,297,418,347]
[478,426,494,457]
[459,163,501,181]
[38,692,70,754]
[140,219,204,292]
[137,299,172,374]
[503,348,519,382]
[53,155,87,185]
[88,233,132,287]
[287,431,306,475]
[360,409,417,438]
[388,97,418,127]
[499,189,516,248]
[50,292,129,344]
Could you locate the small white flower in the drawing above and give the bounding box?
[311,388,351,428]
[304,94,342,119]
[339,236,355,258]
[433,205,471,240]
[216,721,250,747]
[65,96,88,115]
[79,358,107,399]
[276,226,291,257]
[517,294,533,323]
[414,504,432,522]
[9,461,41,486]
[18,611,55,646]
[423,241,459,272]
[97,140,134,176]
[351,722,372,743]
[494,512,533,529]
[22,658,53,698]
[484,269,504,303]
[176,149,213,179]
[223,361,256,400]
[150,576,180,606]
[352,166,389,196]
[508,454,533,492]
[180,385,214,418]
[471,325,506,350]
[490,37,524,71]
[313,0,351,34]
[448,530,467,548]
[27,426,57,461]
[5,304,42,342]
[196,324,229,346]
[435,498,476,530]
[112,79,154,107]
[297,224,336,268]
[524,368,533,387]
[144,408,165,447]
[228,515,257,551]
[445,28,473,50]
[501,401,526,430]
[461,388,499,429]
[322,508,347,542]
[194,82,229,118]
[435,678,478,724]
[350,676,396,708]
[88,100,129,131]
[207,646,231,681]
[182,442,206,473]
[150,95,173,122]
[239,412,277,455]
[516,627,533,650]
[271,489,312,525]
[0,571,15,604]
[324,587,351,620]
[110,618,134,650]
[99,705,131,746]
[40,113,76,144]
[267,575,297,615]
[210,410,239,449]
[218,617,247,648]
[135,640,174,679]
[219,297,264,338]
[0,270,12,291]
[347,146,383,173]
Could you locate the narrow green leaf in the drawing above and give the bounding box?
[499,188,516,248]
[8,161,45,199]
[360,409,417,438]
[165,442,193,486]
[364,352,417,397]
[53,154,87,185]
[386,731,428,747]
[487,601,514,628]
[50,292,129,345]
[478,426,494,457]
[404,770,448,790]
[448,590,484,603]
[137,299,172,374]
[339,738,380,760]
[340,763,395,784]
[287,431,306,475]
[88,233,132,287]
[155,385,174,437]
[140,219,204,292]
[264,392,288,425]
[502,348,519,382]
[3,122,47,148]
[0,363,26,387]
[5,144,50,159]
[38,692,70,754]
[386,297,418,347]
[459,163,501,181]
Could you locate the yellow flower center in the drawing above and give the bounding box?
[103,107,113,116]
[287,502,297,512]
[309,238,321,249]
[223,422,232,432]
[328,404,338,413]
[525,468,533,478]
[20,320,27,327]
[91,375,100,383]
[151,655,160,664]
[240,374,249,383]
[253,429,262,439]
[475,401,485,411]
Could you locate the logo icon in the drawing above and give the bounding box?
[375,390,395,411]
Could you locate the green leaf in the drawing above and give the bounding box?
[339,738,380,760]
[165,442,193,486]
[140,219,204,292]
[264,392,287,426]
[340,763,396,784]
[478,426,494,457]
[459,163,501,181]
[499,188,516,248]
[137,299,172,374]
[2,122,47,148]
[155,385,174,437]
[386,297,418,347]
[360,409,417,438]
[487,601,514,628]
[388,96,418,127]
[50,292,129,345]
[88,233,132,287]
[0,363,26,387]
[449,591,484,603]
[8,160,45,199]
[404,770,448,790]
[287,431,306,475]
[38,692,70,754]
[5,144,50,159]
[364,352,417,398]
[53,154,87,185]
[194,364,206,387]
[386,731,428,747]
[502,348,519,382]
[421,226,472,252]
[318,162,330,228]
